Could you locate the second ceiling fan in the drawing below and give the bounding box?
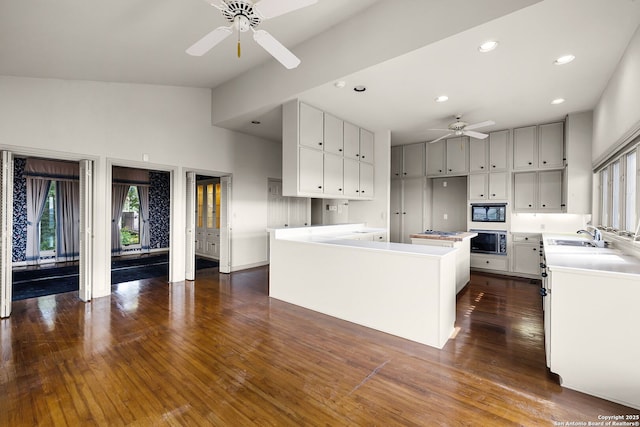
[428,115,495,143]
[186,0,318,69]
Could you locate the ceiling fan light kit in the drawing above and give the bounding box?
[186,0,318,69]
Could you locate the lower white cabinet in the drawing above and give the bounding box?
[196,229,220,259]
[511,234,542,275]
[390,177,425,243]
[470,254,509,271]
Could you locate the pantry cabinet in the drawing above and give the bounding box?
[390,177,425,244]
[282,100,374,200]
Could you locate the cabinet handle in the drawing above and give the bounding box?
[356,154,360,157]
[480,194,484,197]
[492,194,496,197]
[448,169,452,172]
[395,173,399,176]
[528,161,532,165]
[403,212,406,215]
[533,248,537,251]
[403,172,407,175]
[338,188,342,191]
[541,272,548,278]
[528,204,532,207]
[318,142,323,146]
[439,169,442,173]
[356,190,360,192]
[339,148,342,152]
[561,204,566,207]
[480,166,484,169]
[525,237,529,240]
[395,212,400,215]
[542,204,546,207]
[543,160,547,164]
[540,263,546,268]
[361,190,365,193]
[486,260,490,264]
[318,186,322,189]
[362,155,365,159]
[492,165,496,168]
[284,224,288,227]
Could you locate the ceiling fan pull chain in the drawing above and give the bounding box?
[237,30,241,58]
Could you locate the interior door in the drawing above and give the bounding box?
[219,175,231,274]
[185,172,196,280]
[1,151,14,318]
[79,159,93,302]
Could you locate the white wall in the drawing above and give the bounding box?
[0,76,281,298]
[593,26,640,165]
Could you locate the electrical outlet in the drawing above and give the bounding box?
[443,213,448,220]
[540,224,545,230]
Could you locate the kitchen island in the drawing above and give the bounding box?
[410,231,477,294]
[542,233,640,410]
[269,224,457,349]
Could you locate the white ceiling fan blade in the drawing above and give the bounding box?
[465,120,495,131]
[427,128,451,132]
[429,133,453,144]
[253,0,318,19]
[464,130,489,139]
[253,29,301,69]
[186,26,233,56]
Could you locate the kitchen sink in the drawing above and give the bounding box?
[549,239,596,247]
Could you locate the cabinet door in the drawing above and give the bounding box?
[343,122,360,160]
[298,147,324,194]
[391,146,403,178]
[513,126,537,170]
[468,174,488,200]
[390,179,402,243]
[489,130,509,171]
[359,162,374,199]
[512,243,540,275]
[403,143,425,177]
[427,140,446,176]
[446,137,469,174]
[288,198,310,227]
[359,128,374,164]
[489,172,508,200]
[538,170,563,211]
[538,122,564,169]
[299,103,324,149]
[513,172,537,211]
[469,138,488,173]
[323,113,344,155]
[343,158,360,198]
[323,153,344,196]
[402,178,425,243]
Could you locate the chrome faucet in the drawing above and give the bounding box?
[577,227,604,247]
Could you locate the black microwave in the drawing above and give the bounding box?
[471,204,506,223]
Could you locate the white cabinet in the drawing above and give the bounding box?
[513,125,538,170]
[514,123,564,170]
[427,137,468,176]
[513,170,563,212]
[489,130,509,171]
[470,254,508,271]
[283,100,374,200]
[512,234,541,276]
[446,137,469,175]
[299,103,324,149]
[427,140,446,176]
[390,177,425,243]
[360,128,374,164]
[323,113,344,155]
[468,172,507,201]
[538,122,564,169]
[469,138,488,173]
[267,180,310,229]
[392,143,425,178]
[298,147,324,194]
[323,154,344,195]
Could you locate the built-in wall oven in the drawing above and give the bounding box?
[470,229,507,255]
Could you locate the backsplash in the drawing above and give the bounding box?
[510,213,592,234]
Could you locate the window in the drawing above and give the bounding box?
[120,186,140,246]
[612,161,621,230]
[625,151,637,232]
[601,168,609,227]
[39,182,56,252]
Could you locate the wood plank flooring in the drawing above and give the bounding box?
[0,267,637,426]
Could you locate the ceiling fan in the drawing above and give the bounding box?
[428,115,496,143]
[186,0,317,69]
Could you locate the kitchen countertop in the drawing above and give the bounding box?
[543,233,640,277]
[410,231,477,242]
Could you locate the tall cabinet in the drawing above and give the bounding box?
[390,143,426,243]
[195,179,221,259]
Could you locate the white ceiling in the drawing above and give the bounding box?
[1,0,640,146]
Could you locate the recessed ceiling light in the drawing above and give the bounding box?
[551,98,565,105]
[353,85,367,93]
[435,95,449,103]
[554,54,575,65]
[251,120,261,124]
[478,40,499,53]
[334,80,346,88]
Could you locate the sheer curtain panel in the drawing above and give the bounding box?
[137,185,150,253]
[26,178,51,265]
[111,184,129,255]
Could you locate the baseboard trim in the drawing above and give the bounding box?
[229,261,269,273]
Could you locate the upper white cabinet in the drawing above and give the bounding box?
[469,138,488,173]
[489,130,509,171]
[469,172,508,201]
[323,113,344,155]
[513,170,563,212]
[392,143,425,178]
[299,103,324,149]
[513,123,564,170]
[283,100,374,200]
[538,122,564,169]
[427,137,468,176]
[513,125,538,170]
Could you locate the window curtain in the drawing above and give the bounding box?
[137,185,150,253]
[111,184,129,255]
[26,178,51,265]
[56,180,80,262]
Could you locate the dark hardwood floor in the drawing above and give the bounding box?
[0,267,636,425]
